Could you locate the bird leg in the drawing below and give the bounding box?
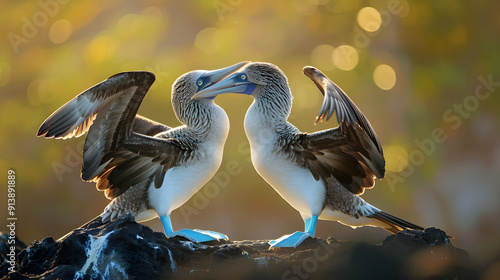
[269,215,318,248]
[160,215,228,243]
[160,215,174,234]
[304,215,318,235]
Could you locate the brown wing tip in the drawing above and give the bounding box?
[36,129,47,137]
[37,122,56,138]
[303,66,328,82]
[107,71,156,83]
[303,66,328,102]
[107,72,128,79]
[36,124,60,139]
[302,66,317,77]
[37,119,52,137]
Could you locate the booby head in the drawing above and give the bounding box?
[171,61,250,126]
[192,62,293,119]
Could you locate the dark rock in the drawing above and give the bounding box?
[382,227,468,259]
[0,233,27,263]
[0,216,479,280]
[0,232,27,277]
[211,245,247,262]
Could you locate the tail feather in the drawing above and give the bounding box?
[369,210,424,234]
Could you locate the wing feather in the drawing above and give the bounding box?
[38,72,187,199]
[291,66,386,195]
[91,133,188,198]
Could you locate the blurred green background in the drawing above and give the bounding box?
[1,0,499,265]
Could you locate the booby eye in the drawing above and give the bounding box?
[197,80,203,87]
[240,74,247,80]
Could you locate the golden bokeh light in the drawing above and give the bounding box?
[292,0,316,16]
[383,145,409,172]
[212,28,238,54]
[332,45,358,71]
[195,27,218,54]
[195,28,238,56]
[26,79,42,106]
[3,1,498,264]
[311,44,335,71]
[373,64,396,90]
[357,7,382,32]
[49,19,73,44]
[117,13,138,35]
[84,36,116,65]
[392,0,410,17]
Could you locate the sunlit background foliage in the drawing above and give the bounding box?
[1,0,499,264]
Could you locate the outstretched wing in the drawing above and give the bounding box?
[37,72,187,198]
[37,72,169,139]
[292,66,385,195]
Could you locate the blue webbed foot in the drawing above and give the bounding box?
[269,231,313,248]
[159,214,228,243]
[167,229,228,243]
[269,215,319,248]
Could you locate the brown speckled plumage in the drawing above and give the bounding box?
[37,69,232,225]
[235,62,423,234]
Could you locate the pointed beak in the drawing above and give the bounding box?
[195,61,250,92]
[192,64,257,99]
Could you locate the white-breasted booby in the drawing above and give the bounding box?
[193,62,423,247]
[37,61,250,242]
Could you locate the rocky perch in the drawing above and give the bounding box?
[0,214,478,280]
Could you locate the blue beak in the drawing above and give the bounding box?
[192,70,257,99]
[194,61,251,95]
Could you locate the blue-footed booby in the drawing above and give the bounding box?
[193,62,423,247]
[37,61,250,242]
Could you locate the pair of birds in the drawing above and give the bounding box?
[37,61,423,247]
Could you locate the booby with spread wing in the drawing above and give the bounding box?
[193,62,423,247]
[37,61,250,242]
